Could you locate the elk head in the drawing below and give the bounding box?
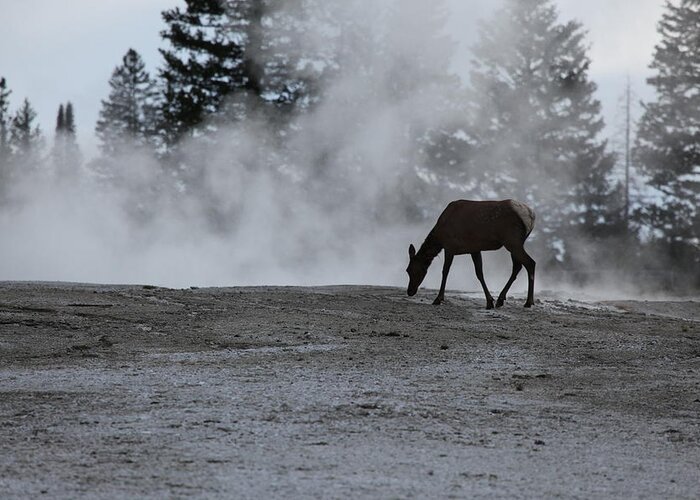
[406,244,428,296]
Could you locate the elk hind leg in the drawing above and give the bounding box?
[496,253,523,308]
[508,244,536,308]
[471,252,494,309]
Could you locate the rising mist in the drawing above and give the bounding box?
[0,1,476,291]
[0,0,693,298]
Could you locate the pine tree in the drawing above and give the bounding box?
[158,0,339,138]
[290,0,464,221]
[9,98,43,173]
[52,104,67,173]
[383,0,465,221]
[158,0,263,145]
[262,0,334,111]
[634,0,700,271]
[467,0,617,265]
[96,49,160,158]
[0,78,12,180]
[383,1,457,102]
[64,102,81,171]
[53,101,81,178]
[64,102,76,135]
[56,104,65,132]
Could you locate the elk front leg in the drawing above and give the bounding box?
[433,252,454,305]
[471,252,495,309]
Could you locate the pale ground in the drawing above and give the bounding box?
[0,282,699,499]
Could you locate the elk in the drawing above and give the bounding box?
[406,199,536,308]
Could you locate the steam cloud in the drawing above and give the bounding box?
[0,0,582,298]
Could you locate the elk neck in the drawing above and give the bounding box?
[416,231,443,265]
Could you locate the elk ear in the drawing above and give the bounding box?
[409,244,416,258]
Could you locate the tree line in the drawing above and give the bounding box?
[0,0,697,289]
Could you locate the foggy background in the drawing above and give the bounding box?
[0,0,697,295]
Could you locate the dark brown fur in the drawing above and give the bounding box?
[406,199,536,308]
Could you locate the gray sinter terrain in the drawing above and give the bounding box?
[0,282,699,499]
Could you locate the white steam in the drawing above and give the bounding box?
[0,0,529,296]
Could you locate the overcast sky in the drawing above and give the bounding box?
[1,0,665,158]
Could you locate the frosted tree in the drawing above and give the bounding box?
[382,0,465,220]
[293,0,464,221]
[0,78,12,184]
[93,49,164,224]
[257,0,336,111]
[96,49,160,158]
[468,0,617,264]
[9,98,44,174]
[634,0,700,272]
[158,0,335,140]
[158,0,262,145]
[53,102,82,178]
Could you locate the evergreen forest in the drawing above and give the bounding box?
[0,0,697,290]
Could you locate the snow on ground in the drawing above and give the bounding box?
[0,283,698,498]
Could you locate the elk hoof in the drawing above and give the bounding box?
[523,301,533,308]
[486,301,494,310]
[495,298,505,308]
[432,297,443,305]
